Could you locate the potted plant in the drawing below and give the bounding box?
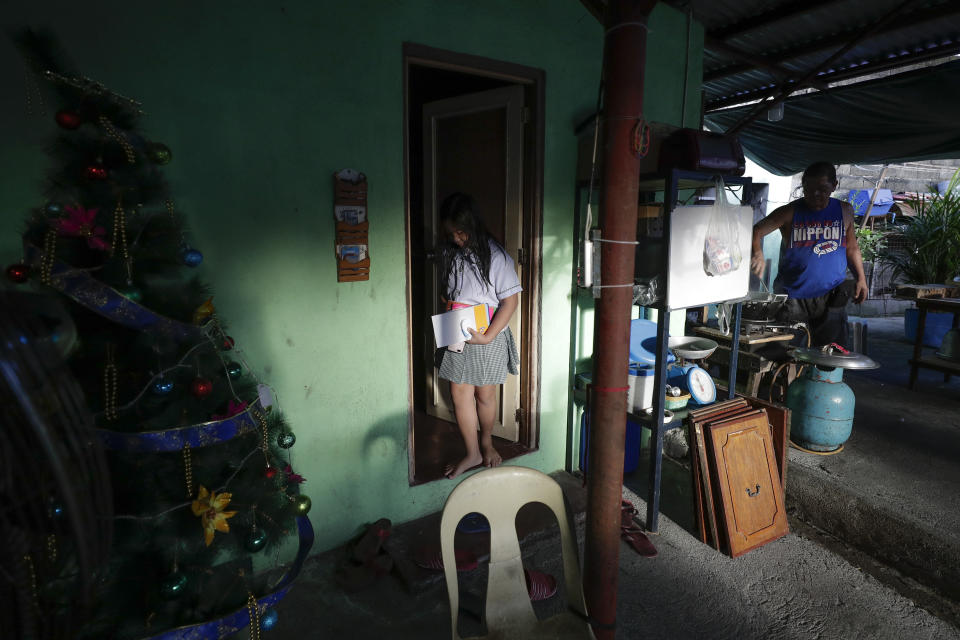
[854,226,887,296]
[880,168,960,346]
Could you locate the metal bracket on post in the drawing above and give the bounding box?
[590,228,602,298]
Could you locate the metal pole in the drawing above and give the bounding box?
[583,1,656,638]
[859,164,890,230]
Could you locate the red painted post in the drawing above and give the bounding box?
[583,1,657,638]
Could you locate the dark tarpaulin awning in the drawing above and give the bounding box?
[705,59,960,176]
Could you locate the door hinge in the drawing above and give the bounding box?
[515,408,523,425]
[521,106,531,124]
[518,247,526,266]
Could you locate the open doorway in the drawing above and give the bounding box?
[403,43,544,485]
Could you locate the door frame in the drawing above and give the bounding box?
[422,85,525,440]
[402,42,545,484]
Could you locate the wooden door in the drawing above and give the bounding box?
[422,85,524,441]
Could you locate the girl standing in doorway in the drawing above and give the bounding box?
[436,193,521,479]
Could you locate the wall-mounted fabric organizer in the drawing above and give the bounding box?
[333,169,369,282]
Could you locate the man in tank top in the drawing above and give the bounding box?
[750,161,868,347]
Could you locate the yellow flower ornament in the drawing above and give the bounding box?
[192,297,216,325]
[191,485,237,546]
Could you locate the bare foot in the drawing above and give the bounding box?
[444,451,483,479]
[480,435,502,467]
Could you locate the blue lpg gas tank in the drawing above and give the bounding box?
[786,366,854,452]
[786,346,878,453]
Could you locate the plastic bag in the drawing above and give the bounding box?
[632,276,661,306]
[702,177,743,276]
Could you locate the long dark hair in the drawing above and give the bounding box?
[438,193,503,298]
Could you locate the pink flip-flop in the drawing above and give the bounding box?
[621,526,658,558]
[524,569,557,601]
[413,546,479,572]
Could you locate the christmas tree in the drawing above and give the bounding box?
[7,31,313,638]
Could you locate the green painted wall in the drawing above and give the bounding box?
[0,1,702,552]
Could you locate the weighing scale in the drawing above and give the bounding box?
[666,336,719,406]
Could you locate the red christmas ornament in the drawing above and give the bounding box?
[55,110,82,129]
[221,336,235,350]
[264,466,277,479]
[190,377,213,398]
[85,164,108,180]
[6,264,30,284]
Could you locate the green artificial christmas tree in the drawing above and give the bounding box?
[7,31,312,638]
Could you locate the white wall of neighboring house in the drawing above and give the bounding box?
[747,157,796,285]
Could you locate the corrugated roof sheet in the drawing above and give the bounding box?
[660,0,960,111]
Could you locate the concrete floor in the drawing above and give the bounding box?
[268,314,960,639]
[785,316,960,612]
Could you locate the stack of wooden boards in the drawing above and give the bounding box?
[686,396,790,557]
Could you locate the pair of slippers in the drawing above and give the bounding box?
[335,518,394,592]
[620,500,657,558]
[413,545,557,601]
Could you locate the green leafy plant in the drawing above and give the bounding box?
[880,168,960,285]
[855,227,887,263]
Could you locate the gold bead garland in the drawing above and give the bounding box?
[252,408,271,465]
[47,533,57,564]
[40,226,57,285]
[182,443,194,499]
[104,344,118,421]
[166,199,190,250]
[23,554,39,612]
[22,61,45,116]
[110,196,132,282]
[99,115,136,164]
[45,71,144,113]
[246,592,261,640]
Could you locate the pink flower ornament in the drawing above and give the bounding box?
[211,399,248,421]
[57,205,110,251]
[284,465,305,484]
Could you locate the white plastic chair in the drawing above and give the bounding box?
[440,466,595,640]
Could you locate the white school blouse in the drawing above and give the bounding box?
[447,240,522,309]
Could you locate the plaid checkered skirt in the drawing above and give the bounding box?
[438,327,519,386]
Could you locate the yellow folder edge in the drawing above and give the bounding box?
[473,304,490,334]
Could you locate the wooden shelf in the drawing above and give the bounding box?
[908,297,959,388]
[916,297,960,313]
[909,355,960,376]
[637,170,753,194]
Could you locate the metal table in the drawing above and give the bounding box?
[694,326,796,397]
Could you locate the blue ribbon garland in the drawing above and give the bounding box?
[95,398,265,452]
[24,244,203,342]
[25,247,313,637]
[145,515,315,639]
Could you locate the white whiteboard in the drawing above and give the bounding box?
[666,204,753,311]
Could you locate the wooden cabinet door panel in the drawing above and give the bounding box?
[707,412,789,557]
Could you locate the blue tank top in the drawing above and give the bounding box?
[775,197,847,299]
